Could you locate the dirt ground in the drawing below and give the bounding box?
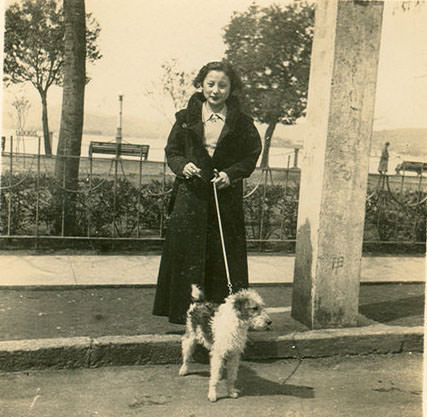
[0,353,422,417]
[0,283,423,341]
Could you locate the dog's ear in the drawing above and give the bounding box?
[233,295,250,320]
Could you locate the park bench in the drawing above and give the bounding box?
[395,161,427,175]
[88,141,149,160]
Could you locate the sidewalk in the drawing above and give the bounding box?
[0,354,421,417]
[0,254,424,371]
[0,254,424,286]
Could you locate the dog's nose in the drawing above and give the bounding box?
[266,319,272,326]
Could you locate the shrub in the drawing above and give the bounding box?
[0,173,425,245]
[0,173,173,237]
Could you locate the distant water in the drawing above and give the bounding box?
[3,131,168,162]
[2,130,424,174]
[2,131,298,168]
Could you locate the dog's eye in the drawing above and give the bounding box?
[252,306,259,311]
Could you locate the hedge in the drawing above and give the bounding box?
[1,173,425,246]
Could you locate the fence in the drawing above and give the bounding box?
[0,137,426,252]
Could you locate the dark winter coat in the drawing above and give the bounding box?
[378,146,389,173]
[152,92,262,324]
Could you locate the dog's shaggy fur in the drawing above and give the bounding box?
[179,285,272,402]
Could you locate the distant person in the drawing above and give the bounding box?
[378,142,390,174]
[153,61,262,324]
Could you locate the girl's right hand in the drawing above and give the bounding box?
[183,162,202,179]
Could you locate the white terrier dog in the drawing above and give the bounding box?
[179,284,272,402]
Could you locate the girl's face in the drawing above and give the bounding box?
[202,70,231,111]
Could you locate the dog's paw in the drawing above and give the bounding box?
[208,390,217,402]
[178,365,188,376]
[228,389,240,399]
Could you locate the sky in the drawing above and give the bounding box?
[82,0,282,124]
[2,0,427,132]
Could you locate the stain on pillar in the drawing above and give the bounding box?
[291,220,313,327]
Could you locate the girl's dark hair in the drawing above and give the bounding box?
[193,61,242,95]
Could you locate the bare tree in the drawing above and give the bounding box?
[11,95,31,154]
[145,58,196,124]
[12,96,31,133]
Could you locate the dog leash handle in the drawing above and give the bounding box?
[212,170,233,295]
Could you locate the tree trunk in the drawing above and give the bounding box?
[40,91,52,156]
[259,120,277,169]
[53,0,86,235]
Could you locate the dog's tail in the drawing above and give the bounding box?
[191,284,205,302]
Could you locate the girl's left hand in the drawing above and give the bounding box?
[211,171,230,190]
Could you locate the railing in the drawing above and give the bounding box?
[0,138,426,252]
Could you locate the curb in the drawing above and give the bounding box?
[0,325,423,372]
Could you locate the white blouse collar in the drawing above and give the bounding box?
[202,101,227,123]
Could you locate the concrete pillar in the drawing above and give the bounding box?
[291,0,384,329]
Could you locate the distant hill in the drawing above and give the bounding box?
[81,112,172,139]
[2,103,172,141]
[371,128,427,157]
[272,125,427,158]
[2,99,426,159]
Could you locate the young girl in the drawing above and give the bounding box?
[153,61,262,324]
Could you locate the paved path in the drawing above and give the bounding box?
[0,353,421,417]
[0,255,424,286]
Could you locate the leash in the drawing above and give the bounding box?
[212,169,233,295]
